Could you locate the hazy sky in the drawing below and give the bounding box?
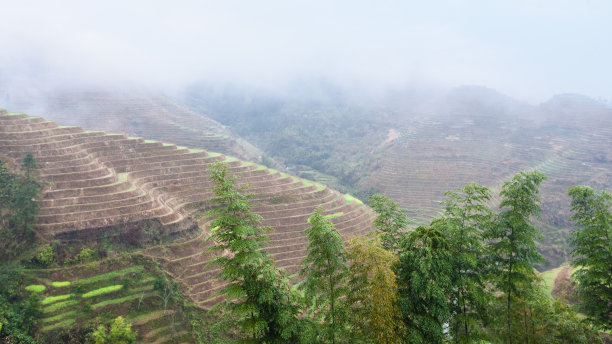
[1,0,610,102]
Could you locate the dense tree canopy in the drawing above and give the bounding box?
[568,185,612,330]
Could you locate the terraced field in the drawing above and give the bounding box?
[6,91,262,162]
[0,110,375,326]
[362,107,612,268]
[25,257,193,343]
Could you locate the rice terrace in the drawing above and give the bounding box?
[1,1,612,343]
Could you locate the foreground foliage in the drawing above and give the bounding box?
[568,186,612,330]
[299,208,349,344]
[345,235,403,344]
[206,161,301,343]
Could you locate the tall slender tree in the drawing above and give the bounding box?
[567,185,612,330]
[436,182,493,343]
[206,161,300,343]
[397,225,452,344]
[299,207,348,344]
[345,235,404,344]
[485,171,546,344]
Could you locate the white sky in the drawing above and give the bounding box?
[0,0,610,102]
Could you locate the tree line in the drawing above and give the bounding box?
[205,162,610,344]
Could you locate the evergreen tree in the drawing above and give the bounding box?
[206,162,300,343]
[567,185,612,330]
[369,194,411,253]
[345,235,404,344]
[397,225,452,344]
[485,171,546,344]
[299,207,348,344]
[436,182,493,343]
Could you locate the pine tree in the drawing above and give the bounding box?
[345,235,404,344]
[299,207,348,344]
[485,171,546,344]
[206,161,300,343]
[567,185,612,330]
[436,182,493,343]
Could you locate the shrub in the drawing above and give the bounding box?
[34,245,56,267]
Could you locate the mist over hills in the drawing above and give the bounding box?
[181,83,612,269]
[1,80,610,270]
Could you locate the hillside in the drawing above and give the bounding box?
[183,86,612,269]
[0,109,375,341]
[2,89,262,163]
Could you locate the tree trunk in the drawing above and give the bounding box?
[507,263,513,344]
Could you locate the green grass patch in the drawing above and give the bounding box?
[42,294,72,305]
[325,212,344,220]
[117,172,129,182]
[43,300,79,313]
[224,155,238,162]
[540,265,566,296]
[25,285,46,293]
[42,318,75,332]
[77,265,143,285]
[42,310,77,324]
[91,287,153,310]
[344,194,363,204]
[51,281,71,288]
[82,285,123,298]
[206,152,221,157]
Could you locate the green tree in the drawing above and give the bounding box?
[0,156,41,261]
[345,235,404,344]
[397,225,452,344]
[567,185,612,330]
[299,208,349,344]
[435,182,493,343]
[21,153,38,180]
[206,161,300,343]
[485,171,546,344]
[0,269,42,343]
[369,194,411,253]
[90,316,137,344]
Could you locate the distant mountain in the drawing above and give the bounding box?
[181,84,612,269]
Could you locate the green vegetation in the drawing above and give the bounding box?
[435,183,492,343]
[90,316,136,344]
[300,207,349,343]
[324,211,344,220]
[486,171,547,341]
[205,161,301,342]
[42,300,79,313]
[0,155,41,261]
[51,281,71,288]
[77,266,143,285]
[42,294,71,305]
[568,186,612,330]
[25,284,46,293]
[82,285,123,298]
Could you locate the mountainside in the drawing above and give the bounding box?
[2,89,262,163]
[183,86,612,269]
[0,110,375,339]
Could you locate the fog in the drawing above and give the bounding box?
[1,0,611,103]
